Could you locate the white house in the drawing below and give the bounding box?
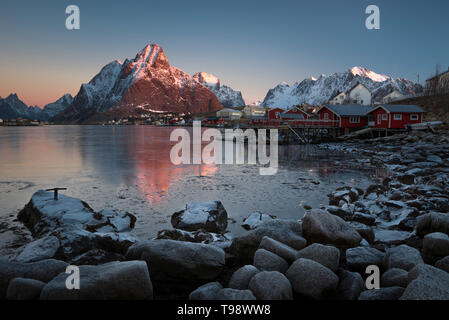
[382,90,405,103]
[216,108,242,120]
[329,91,348,105]
[242,105,266,118]
[348,83,372,105]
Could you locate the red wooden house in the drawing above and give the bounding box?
[268,107,284,120]
[366,105,425,129]
[317,105,373,130]
[281,106,310,120]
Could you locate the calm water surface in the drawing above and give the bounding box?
[0,125,380,241]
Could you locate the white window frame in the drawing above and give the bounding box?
[377,114,381,124]
[393,114,402,120]
[349,116,360,123]
[324,113,329,120]
[410,114,418,121]
[382,114,388,121]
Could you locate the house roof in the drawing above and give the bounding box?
[281,113,304,119]
[368,104,425,114]
[320,104,374,116]
[348,82,371,94]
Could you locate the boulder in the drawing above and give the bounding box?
[423,232,449,262]
[435,256,449,274]
[259,236,298,263]
[228,265,259,290]
[171,201,228,233]
[383,245,423,271]
[358,287,405,300]
[285,258,338,299]
[381,268,408,288]
[156,228,232,249]
[17,190,137,260]
[337,270,365,301]
[400,264,449,300]
[296,243,340,272]
[189,282,223,300]
[248,271,293,300]
[346,247,384,271]
[348,222,375,244]
[230,219,305,264]
[216,288,256,300]
[416,212,449,237]
[301,209,361,248]
[40,261,153,300]
[253,249,288,273]
[242,212,275,230]
[126,239,225,280]
[0,258,68,298]
[14,235,60,263]
[70,249,125,265]
[6,278,46,300]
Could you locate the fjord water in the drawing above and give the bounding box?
[0,125,376,239]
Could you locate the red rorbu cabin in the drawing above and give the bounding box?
[366,105,425,129]
[281,106,310,120]
[317,105,372,130]
[267,108,284,120]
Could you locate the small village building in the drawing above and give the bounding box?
[0,118,3,124]
[317,105,373,129]
[216,108,242,120]
[267,107,284,120]
[242,105,266,118]
[348,83,372,105]
[329,91,348,105]
[367,104,425,129]
[281,106,310,120]
[381,90,405,103]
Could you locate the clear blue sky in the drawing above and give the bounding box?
[1,0,448,106]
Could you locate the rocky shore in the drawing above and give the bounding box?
[1,129,449,300]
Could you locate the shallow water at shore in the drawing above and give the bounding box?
[0,125,384,247]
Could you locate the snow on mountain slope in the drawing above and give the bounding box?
[54,44,222,123]
[41,94,73,118]
[262,67,423,109]
[193,72,245,107]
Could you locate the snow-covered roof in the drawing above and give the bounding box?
[369,104,425,114]
[321,104,374,116]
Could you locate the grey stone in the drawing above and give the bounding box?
[400,264,449,300]
[40,261,153,300]
[189,282,223,300]
[423,232,449,261]
[126,239,225,280]
[14,236,60,263]
[383,245,423,271]
[435,256,449,274]
[0,258,68,299]
[242,212,275,230]
[286,258,338,299]
[216,288,256,300]
[346,246,384,270]
[6,278,46,300]
[230,219,306,264]
[259,236,298,263]
[337,270,365,300]
[171,201,228,233]
[416,212,449,237]
[381,268,408,287]
[253,249,288,273]
[248,271,293,300]
[358,287,404,300]
[228,265,259,290]
[296,243,340,272]
[302,209,361,248]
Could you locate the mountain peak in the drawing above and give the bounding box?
[134,43,167,67]
[350,66,390,82]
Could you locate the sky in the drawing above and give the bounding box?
[0,0,448,107]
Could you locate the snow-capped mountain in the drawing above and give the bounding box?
[0,93,73,120]
[261,67,423,109]
[54,44,223,123]
[193,72,245,107]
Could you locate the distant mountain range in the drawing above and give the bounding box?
[1,46,425,123]
[53,44,224,123]
[0,93,72,120]
[261,67,424,109]
[192,72,245,107]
